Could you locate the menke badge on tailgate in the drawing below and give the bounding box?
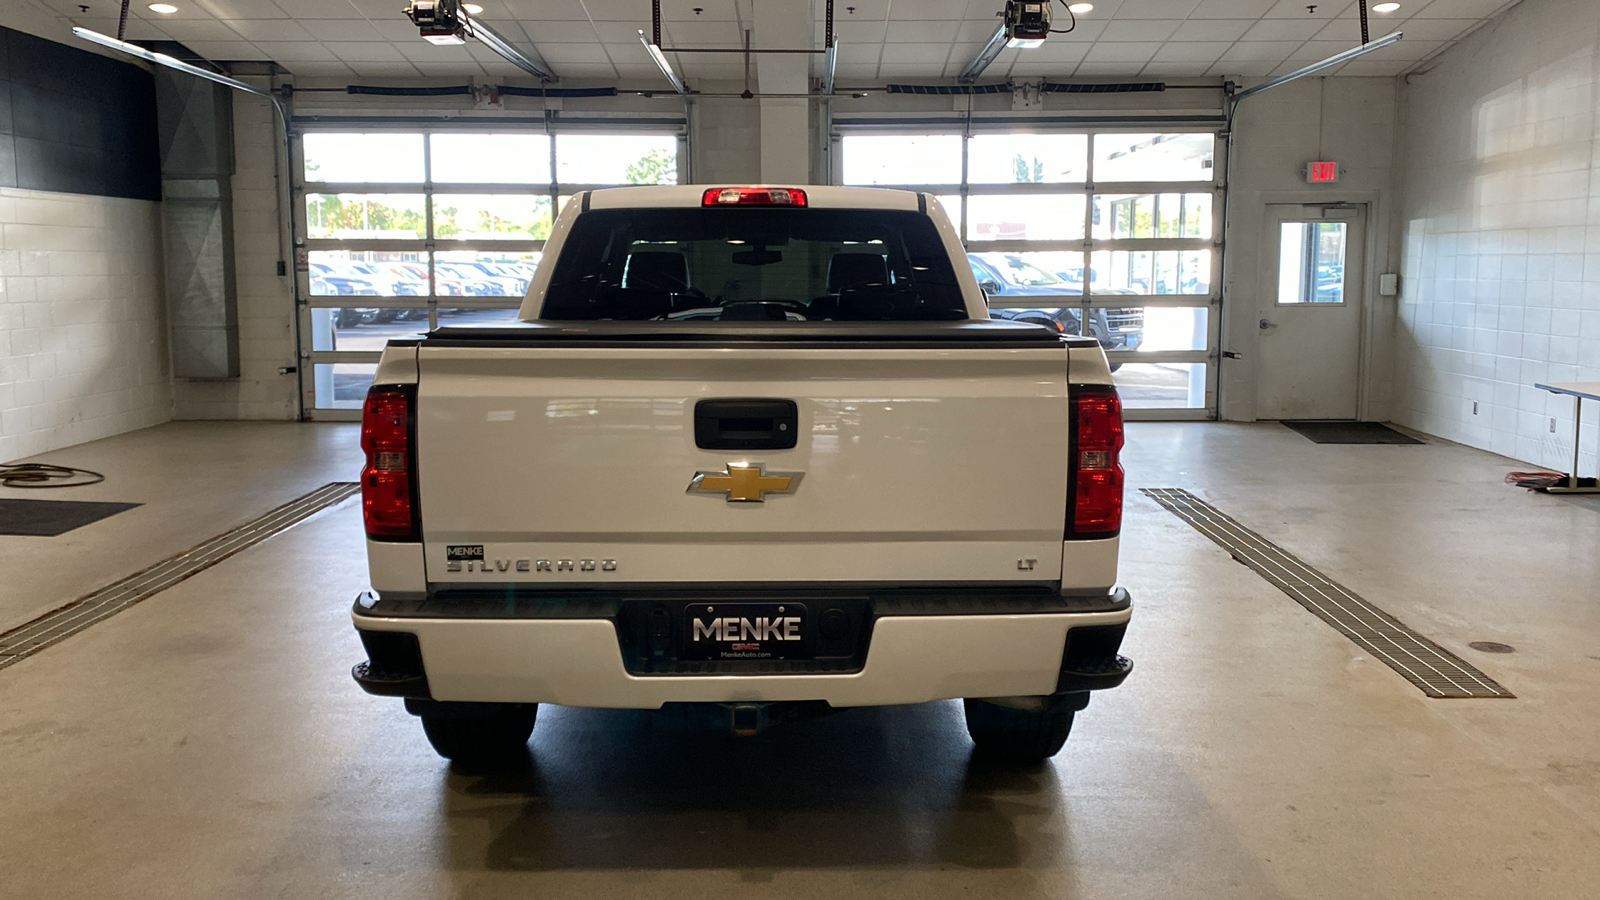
[687,463,803,503]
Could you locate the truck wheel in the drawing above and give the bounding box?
[963,699,1074,762]
[420,704,538,762]
[1109,363,1123,373]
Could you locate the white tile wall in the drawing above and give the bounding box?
[172,86,300,421]
[0,188,172,463]
[1396,0,1600,476]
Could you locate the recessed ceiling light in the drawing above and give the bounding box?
[1067,2,1093,12]
[1372,2,1400,11]
[147,2,178,12]
[463,3,484,12]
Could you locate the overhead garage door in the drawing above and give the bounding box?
[835,126,1223,420]
[293,127,684,417]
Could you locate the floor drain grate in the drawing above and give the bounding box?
[1141,488,1514,699]
[0,482,359,672]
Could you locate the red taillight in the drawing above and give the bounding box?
[701,186,808,207]
[361,385,418,540]
[1070,386,1124,537]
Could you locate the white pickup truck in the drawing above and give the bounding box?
[351,185,1132,764]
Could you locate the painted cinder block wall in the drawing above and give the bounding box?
[1394,0,1600,474]
[0,26,171,462]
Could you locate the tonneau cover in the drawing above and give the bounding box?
[422,319,1095,348]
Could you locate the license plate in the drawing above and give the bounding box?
[681,602,810,661]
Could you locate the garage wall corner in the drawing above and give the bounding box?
[1221,76,1402,423]
[1392,0,1600,472]
[171,83,298,421]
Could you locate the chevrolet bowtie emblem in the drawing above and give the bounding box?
[687,463,803,502]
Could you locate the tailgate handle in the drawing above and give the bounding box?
[695,399,798,450]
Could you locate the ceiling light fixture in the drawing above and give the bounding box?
[147,3,178,12]
[1372,2,1400,11]
[1067,3,1093,12]
[463,3,483,12]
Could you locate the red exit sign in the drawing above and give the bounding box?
[1306,161,1339,183]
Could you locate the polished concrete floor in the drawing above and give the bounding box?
[2,421,1598,899]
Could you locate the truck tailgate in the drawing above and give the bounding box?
[413,336,1072,585]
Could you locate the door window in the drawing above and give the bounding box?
[1277,222,1348,305]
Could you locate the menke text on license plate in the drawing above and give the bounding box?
[681,602,810,661]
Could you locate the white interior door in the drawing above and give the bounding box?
[1256,204,1366,420]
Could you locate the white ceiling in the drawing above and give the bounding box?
[19,0,1514,84]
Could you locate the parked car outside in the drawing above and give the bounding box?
[967,253,1143,369]
[437,262,522,297]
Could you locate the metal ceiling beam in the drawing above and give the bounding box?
[1232,31,1403,103]
[958,22,1009,85]
[639,31,688,94]
[460,10,554,82]
[73,27,282,115]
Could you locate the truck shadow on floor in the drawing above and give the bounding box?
[438,700,1071,873]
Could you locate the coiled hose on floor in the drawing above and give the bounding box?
[0,464,106,489]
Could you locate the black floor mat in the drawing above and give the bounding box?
[1282,421,1424,445]
[0,498,140,536]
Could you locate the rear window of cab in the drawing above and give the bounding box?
[540,207,968,322]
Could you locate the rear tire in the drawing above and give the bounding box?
[1109,362,1123,373]
[963,699,1074,762]
[420,703,538,763]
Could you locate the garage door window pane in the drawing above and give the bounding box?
[308,250,428,297]
[842,135,962,186]
[432,194,552,240]
[968,133,1088,184]
[1093,133,1215,183]
[1094,193,1212,239]
[1091,249,1211,295]
[1113,362,1206,409]
[435,250,540,297]
[556,134,678,184]
[967,194,1086,242]
[969,251,1084,298]
[429,133,551,184]
[313,362,378,410]
[1117,306,1208,352]
[309,308,426,352]
[302,133,424,183]
[305,194,426,240]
